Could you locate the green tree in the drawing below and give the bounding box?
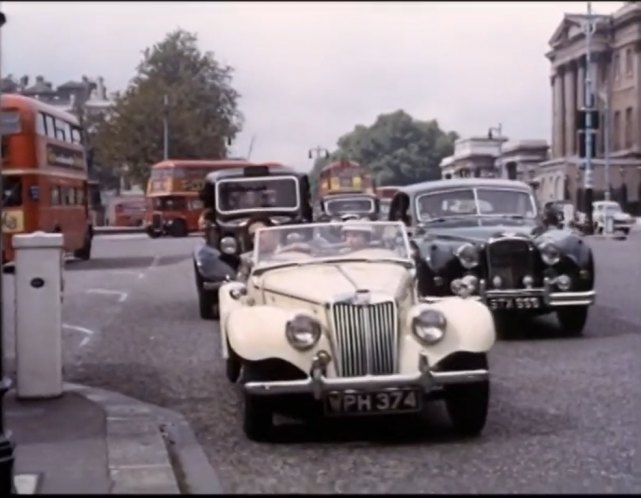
[93,29,243,187]
[309,110,458,194]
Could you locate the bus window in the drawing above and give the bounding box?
[55,119,70,142]
[152,196,187,211]
[71,127,82,145]
[51,186,60,205]
[0,110,22,135]
[36,112,47,136]
[45,115,56,139]
[3,177,22,207]
[76,187,85,205]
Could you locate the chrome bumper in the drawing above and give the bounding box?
[243,352,488,400]
[422,277,596,307]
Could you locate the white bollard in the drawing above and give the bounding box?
[13,231,64,399]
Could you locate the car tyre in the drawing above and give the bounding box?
[556,305,589,336]
[170,219,188,237]
[146,226,162,238]
[444,354,489,437]
[226,342,241,383]
[194,265,219,320]
[241,363,274,442]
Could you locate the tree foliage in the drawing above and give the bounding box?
[93,29,243,187]
[309,110,458,193]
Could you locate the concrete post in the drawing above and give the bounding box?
[13,232,64,399]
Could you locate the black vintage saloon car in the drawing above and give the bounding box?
[193,163,313,320]
[388,178,597,336]
[316,191,381,221]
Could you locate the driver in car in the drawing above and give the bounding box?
[341,220,373,251]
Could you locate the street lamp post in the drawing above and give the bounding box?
[163,94,169,160]
[0,7,17,495]
[488,124,504,178]
[582,1,597,234]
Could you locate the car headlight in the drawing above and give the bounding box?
[454,243,479,269]
[285,315,322,351]
[220,236,238,255]
[412,309,447,345]
[538,241,561,265]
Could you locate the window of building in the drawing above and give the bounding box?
[626,48,634,77]
[613,110,621,150]
[614,52,621,81]
[624,107,633,149]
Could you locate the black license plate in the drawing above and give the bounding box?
[324,388,422,416]
[488,296,542,310]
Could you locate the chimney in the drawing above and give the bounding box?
[97,76,106,100]
[82,75,89,84]
[36,75,44,84]
[19,75,28,89]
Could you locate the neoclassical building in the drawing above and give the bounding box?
[540,1,641,213]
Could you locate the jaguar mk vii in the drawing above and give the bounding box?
[218,221,497,441]
[387,179,597,336]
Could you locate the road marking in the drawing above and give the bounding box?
[86,289,129,302]
[111,270,146,278]
[63,323,96,347]
[138,255,161,279]
[14,473,40,494]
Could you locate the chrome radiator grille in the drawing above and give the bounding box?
[486,238,533,289]
[331,301,398,377]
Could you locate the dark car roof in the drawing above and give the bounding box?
[204,164,302,183]
[398,178,533,196]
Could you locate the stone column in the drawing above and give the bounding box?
[550,73,558,158]
[635,42,641,153]
[553,66,566,158]
[564,61,577,156]
[577,57,585,114]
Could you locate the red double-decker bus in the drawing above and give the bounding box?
[1,94,93,263]
[316,159,376,199]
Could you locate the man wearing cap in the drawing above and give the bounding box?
[341,219,374,252]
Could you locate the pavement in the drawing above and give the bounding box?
[2,231,641,493]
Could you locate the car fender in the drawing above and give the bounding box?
[225,305,333,373]
[399,297,495,373]
[192,242,237,281]
[219,281,249,358]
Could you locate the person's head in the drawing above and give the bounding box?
[341,220,373,250]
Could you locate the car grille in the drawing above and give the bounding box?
[331,301,398,377]
[486,238,533,289]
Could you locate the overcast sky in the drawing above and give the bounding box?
[1,1,623,170]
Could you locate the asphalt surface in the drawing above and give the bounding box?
[4,231,640,493]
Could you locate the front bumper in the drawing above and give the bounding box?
[244,351,488,400]
[423,277,596,307]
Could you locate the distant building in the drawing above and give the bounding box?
[1,74,115,119]
[439,136,549,191]
[542,1,641,213]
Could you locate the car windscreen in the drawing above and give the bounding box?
[216,176,299,213]
[325,197,374,215]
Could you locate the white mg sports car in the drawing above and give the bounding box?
[218,220,497,441]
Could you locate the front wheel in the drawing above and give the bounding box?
[170,219,188,237]
[444,354,490,437]
[556,305,589,336]
[74,231,92,261]
[146,226,162,239]
[241,363,274,442]
[198,288,219,320]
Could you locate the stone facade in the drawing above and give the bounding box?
[543,2,641,213]
[439,137,549,193]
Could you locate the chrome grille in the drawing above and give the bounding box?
[487,238,533,289]
[331,301,397,377]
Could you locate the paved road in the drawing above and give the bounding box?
[4,232,640,493]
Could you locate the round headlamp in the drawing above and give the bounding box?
[455,243,480,269]
[538,241,561,265]
[412,309,447,345]
[220,236,238,255]
[285,315,322,351]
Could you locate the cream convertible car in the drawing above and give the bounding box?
[218,221,497,441]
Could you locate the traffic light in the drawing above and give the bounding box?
[576,109,600,130]
[578,131,597,159]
